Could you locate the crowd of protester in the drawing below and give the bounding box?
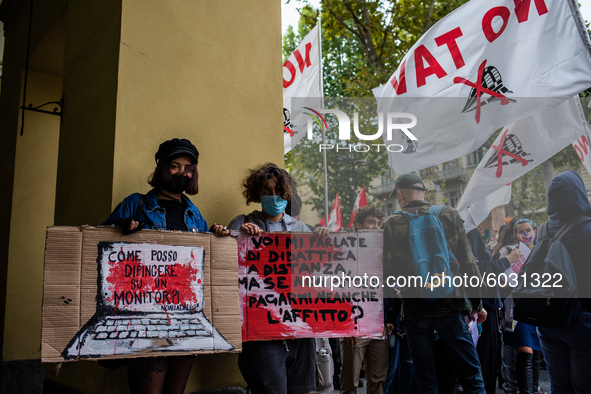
[105,138,591,394]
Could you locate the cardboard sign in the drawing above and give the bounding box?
[238,231,384,341]
[42,226,241,362]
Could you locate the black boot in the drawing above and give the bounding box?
[516,352,534,394]
[532,351,542,393]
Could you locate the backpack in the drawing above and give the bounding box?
[512,216,591,328]
[399,205,457,302]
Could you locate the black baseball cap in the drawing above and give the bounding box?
[394,173,427,192]
[155,138,199,164]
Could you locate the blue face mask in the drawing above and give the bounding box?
[261,196,288,216]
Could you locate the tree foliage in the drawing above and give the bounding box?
[294,0,469,97]
[285,0,469,223]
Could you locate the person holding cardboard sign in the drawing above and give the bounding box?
[103,138,208,394]
[221,162,328,394]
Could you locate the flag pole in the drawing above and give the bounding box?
[318,14,330,226]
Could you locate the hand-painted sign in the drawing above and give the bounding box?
[238,231,384,341]
[42,227,241,362]
[62,243,232,359]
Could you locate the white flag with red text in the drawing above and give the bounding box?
[457,96,587,216]
[348,186,368,228]
[283,25,322,154]
[376,0,591,174]
[573,132,591,176]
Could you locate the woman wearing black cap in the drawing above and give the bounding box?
[103,138,208,394]
[104,138,207,234]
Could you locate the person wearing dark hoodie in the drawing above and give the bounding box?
[467,228,522,394]
[224,163,329,394]
[536,170,591,394]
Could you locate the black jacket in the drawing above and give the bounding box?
[467,229,510,309]
[544,171,591,311]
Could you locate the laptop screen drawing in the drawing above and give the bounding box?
[62,242,233,359]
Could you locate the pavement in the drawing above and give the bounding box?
[326,370,551,394]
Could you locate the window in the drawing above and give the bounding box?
[467,147,485,167]
[420,166,436,177]
[384,203,396,217]
[446,190,461,208]
[381,169,393,185]
[442,159,460,170]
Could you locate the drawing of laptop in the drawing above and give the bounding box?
[62,242,233,359]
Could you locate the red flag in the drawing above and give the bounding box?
[326,193,343,232]
[348,186,368,228]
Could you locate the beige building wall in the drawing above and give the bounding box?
[1,0,281,392]
[4,71,62,360]
[112,0,282,228]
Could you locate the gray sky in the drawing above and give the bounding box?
[282,1,591,35]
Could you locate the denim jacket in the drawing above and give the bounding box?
[102,188,208,232]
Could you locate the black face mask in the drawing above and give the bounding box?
[162,174,189,194]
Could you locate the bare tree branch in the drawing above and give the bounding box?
[342,0,366,33]
[422,0,435,34]
[324,0,383,70]
[378,2,396,58]
[322,1,364,41]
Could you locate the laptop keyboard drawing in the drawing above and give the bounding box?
[63,242,233,359]
[88,315,211,340]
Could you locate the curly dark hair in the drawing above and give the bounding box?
[148,160,199,195]
[354,205,385,228]
[242,163,292,204]
[286,191,302,217]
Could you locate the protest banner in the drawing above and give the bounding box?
[283,24,322,154]
[459,184,512,234]
[377,0,591,174]
[237,231,384,341]
[42,226,241,362]
[573,132,591,176]
[457,97,587,217]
